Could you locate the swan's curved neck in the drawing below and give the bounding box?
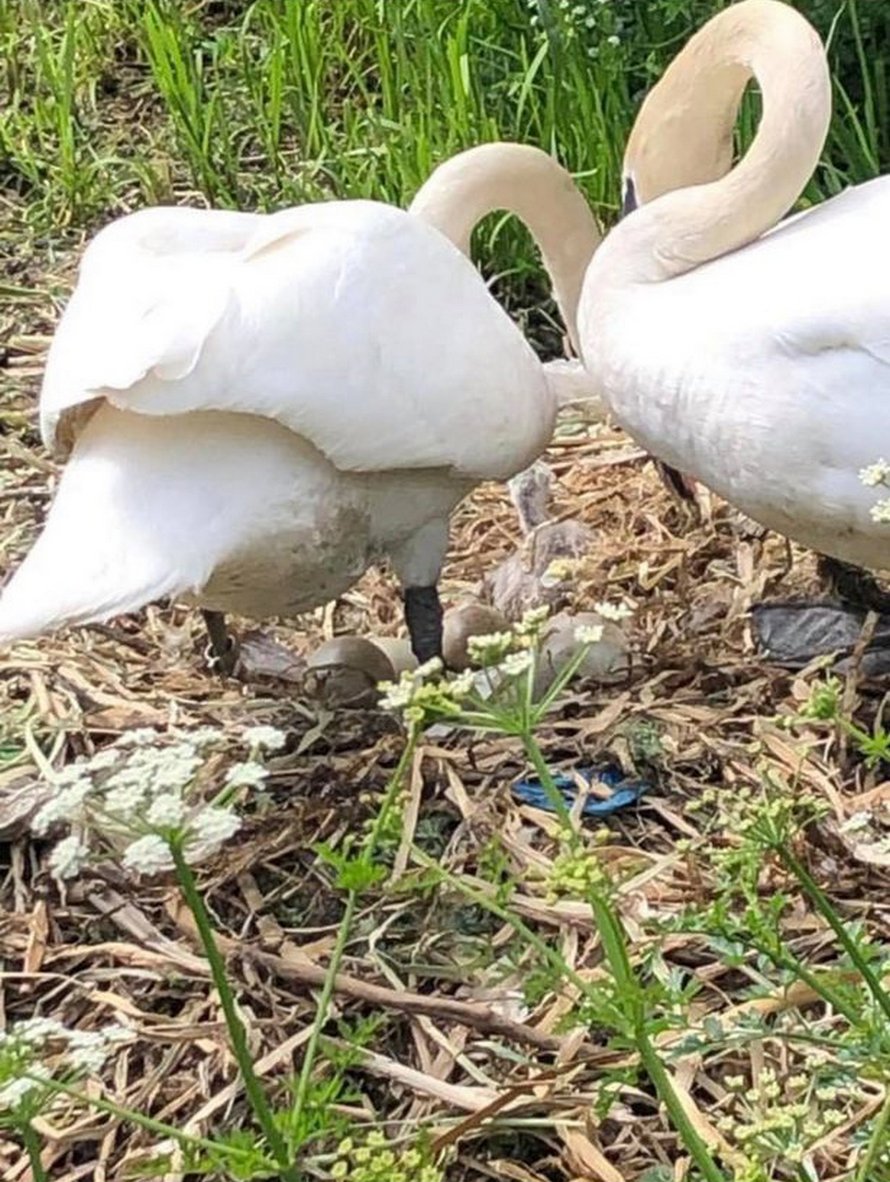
[409,144,600,352]
[607,0,831,284]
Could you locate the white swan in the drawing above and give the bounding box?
[0,145,600,666]
[579,1,890,583]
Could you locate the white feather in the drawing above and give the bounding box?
[3,198,554,644]
[582,176,890,569]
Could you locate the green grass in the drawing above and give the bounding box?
[1,0,886,319]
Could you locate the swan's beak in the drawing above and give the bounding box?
[620,175,638,219]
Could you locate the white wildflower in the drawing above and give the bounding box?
[104,781,148,818]
[146,793,186,828]
[175,725,223,751]
[225,761,267,789]
[32,779,93,836]
[859,459,890,487]
[118,745,201,794]
[447,670,476,698]
[414,656,443,680]
[115,727,160,748]
[48,834,90,880]
[0,1075,42,1110]
[189,806,241,846]
[122,834,174,876]
[500,651,534,677]
[379,677,414,710]
[594,600,633,622]
[100,1023,133,1045]
[575,623,605,645]
[66,1030,109,1073]
[86,748,120,771]
[514,606,551,637]
[242,724,287,752]
[147,753,202,793]
[870,498,890,524]
[12,1018,67,1045]
[54,764,92,787]
[467,631,515,663]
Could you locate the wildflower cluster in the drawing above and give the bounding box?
[32,723,286,879]
[379,605,629,735]
[546,839,612,903]
[858,456,890,522]
[331,1132,443,1182]
[716,1064,863,1169]
[0,1017,132,1114]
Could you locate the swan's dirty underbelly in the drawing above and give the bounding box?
[183,505,376,618]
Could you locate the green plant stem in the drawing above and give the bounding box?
[29,1073,264,1167]
[587,891,729,1182]
[291,727,418,1126]
[855,1088,890,1182]
[414,843,729,1182]
[290,887,359,1123]
[520,729,574,833]
[171,843,297,1180]
[777,845,890,1022]
[521,725,728,1181]
[21,1120,47,1182]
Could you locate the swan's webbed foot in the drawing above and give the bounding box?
[403,585,444,666]
[202,610,240,677]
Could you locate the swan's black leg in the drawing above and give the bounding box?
[403,585,444,665]
[653,459,698,505]
[816,555,890,614]
[202,609,240,675]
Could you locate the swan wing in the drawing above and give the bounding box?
[41,200,552,481]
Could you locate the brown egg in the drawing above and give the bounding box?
[533,610,630,696]
[442,603,508,670]
[304,636,396,708]
[367,636,419,677]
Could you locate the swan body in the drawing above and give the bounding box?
[587,178,890,568]
[579,1,890,574]
[0,148,601,659]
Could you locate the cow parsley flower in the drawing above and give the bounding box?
[190,806,241,846]
[87,748,121,772]
[594,600,633,622]
[225,761,267,789]
[870,497,890,524]
[66,1030,110,1073]
[32,779,93,836]
[104,781,148,818]
[467,631,515,665]
[116,727,160,748]
[500,651,534,677]
[122,834,175,875]
[859,458,890,487]
[146,793,186,827]
[8,1018,67,1046]
[242,724,287,752]
[575,623,605,645]
[47,834,90,880]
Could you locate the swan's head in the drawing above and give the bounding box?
[620,73,741,216]
[619,3,768,215]
[619,0,827,217]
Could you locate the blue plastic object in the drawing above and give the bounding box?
[512,763,649,816]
